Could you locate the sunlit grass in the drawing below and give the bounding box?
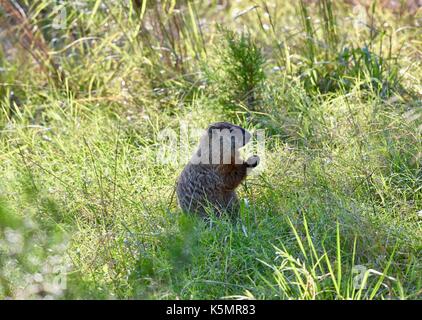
[0,0,421,299]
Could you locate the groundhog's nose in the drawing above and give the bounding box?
[244,130,252,145]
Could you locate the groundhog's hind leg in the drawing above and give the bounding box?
[219,191,240,218]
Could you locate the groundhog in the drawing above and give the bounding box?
[176,122,259,217]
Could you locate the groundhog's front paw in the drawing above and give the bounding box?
[246,155,260,168]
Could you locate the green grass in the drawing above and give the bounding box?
[0,0,421,299]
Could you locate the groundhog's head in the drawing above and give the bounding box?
[192,122,252,165]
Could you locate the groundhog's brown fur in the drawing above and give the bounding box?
[176,122,259,217]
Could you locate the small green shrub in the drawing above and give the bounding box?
[207,28,266,111]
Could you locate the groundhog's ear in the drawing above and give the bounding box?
[206,125,218,137]
[201,128,213,141]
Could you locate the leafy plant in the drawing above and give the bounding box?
[207,28,266,111]
[297,0,402,97]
